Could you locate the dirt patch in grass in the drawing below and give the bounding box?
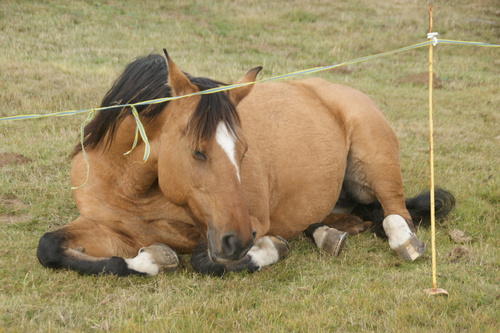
[0,213,32,225]
[0,197,27,210]
[397,72,443,89]
[0,195,31,225]
[0,152,33,167]
[448,228,472,243]
[447,246,470,263]
[0,154,34,225]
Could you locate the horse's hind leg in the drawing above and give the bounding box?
[345,121,426,261]
[190,236,290,276]
[37,217,179,276]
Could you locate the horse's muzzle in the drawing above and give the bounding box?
[208,231,256,263]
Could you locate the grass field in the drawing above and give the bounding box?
[1,0,499,332]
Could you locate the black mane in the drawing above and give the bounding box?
[72,54,240,156]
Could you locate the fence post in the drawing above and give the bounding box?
[423,2,449,297]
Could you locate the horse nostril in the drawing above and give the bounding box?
[221,233,240,258]
[252,231,257,240]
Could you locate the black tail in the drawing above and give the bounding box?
[351,188,456,238]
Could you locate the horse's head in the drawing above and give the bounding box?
[157,51,261,263]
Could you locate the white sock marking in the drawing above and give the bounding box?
[125,251,159,275]
[383,214,413,249]
[248,236,280,268]
[215,121,241,182]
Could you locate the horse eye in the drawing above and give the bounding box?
[193,150,207,161]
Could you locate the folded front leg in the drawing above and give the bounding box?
[190,236,290,276]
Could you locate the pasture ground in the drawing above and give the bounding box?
[1,0,498,332]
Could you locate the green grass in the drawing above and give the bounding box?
[1,0,499,331]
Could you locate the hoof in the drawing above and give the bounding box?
[270,236,291,260]
[74,246,85,253]
[140,243,180,273]
[423,288,449,297]
[393,234,426,262]
[318,228,348,257]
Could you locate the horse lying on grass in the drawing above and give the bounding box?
[37,51,455,276]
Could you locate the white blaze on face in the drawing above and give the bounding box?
[215,121,241,182]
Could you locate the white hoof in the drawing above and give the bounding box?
[383,214,426,262]
[125,243,179,275]
[247,236,290,268]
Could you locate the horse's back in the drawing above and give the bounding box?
[240,77,390,145]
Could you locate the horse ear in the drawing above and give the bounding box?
[163,49,197,97]
[230,66,262,105]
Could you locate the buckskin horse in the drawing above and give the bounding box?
[37,51,455,276]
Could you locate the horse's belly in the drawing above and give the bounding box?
[267,144,347,237]
[239,84,348,237]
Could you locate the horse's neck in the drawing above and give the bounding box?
[94,116,161,197]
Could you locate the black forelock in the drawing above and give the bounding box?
[184,76,240,148]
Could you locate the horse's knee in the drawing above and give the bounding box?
[36,230,66,269]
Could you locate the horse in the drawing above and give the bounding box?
[36,51,455,276]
